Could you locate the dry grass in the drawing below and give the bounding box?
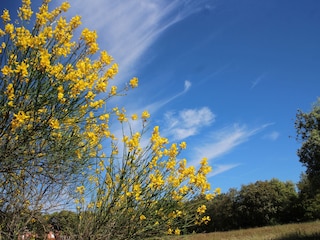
[156,221,320,240]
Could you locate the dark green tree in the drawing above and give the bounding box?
[48,211,78,236]
[205,188,239,231]
[236,179,297,228]
[297,173,320,221]
[295,98,320,192]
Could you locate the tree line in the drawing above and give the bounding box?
[193,176,319,233]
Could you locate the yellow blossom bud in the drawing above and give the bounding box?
[141,110,150,120]
[1,9,10,22]
[131,114,138,120]
[129,77,138,88]
[110,86,117,95]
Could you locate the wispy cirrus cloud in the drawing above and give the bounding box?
[142,80,192,115]
[67,0,211,81]
[251,73,266,89]
[189,123,272,167]
[209,164,241,177]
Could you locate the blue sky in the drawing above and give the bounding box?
[3,0,320,192]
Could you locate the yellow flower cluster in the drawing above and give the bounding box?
[5,83,14,106]
[76,186,85,195]
[1,9,10,22]
[81,28,99,54]
[18,0,33,20]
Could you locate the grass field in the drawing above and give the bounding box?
[162,221,320,240]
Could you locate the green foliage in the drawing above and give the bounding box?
[48,211,78,236]
[205,188,239,231]
[295,98,320,191]
[296,174,320,221]
[236,179,298,227]
[198,179,299,232]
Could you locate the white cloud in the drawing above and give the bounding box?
[263,131,280,141]
[208,164,240,177]
[184,80,192,92]
[164,107,215,141]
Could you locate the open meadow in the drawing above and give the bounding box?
[163,221,320,240]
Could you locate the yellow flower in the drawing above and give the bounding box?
[0,29,5,37]
[110,86,117,95]
[205,193,214,201]
[197,205,207,214]
[39,49,51,68]
[87,202,95,209]
[18,0,33,20]
[89,42,99,54]
[76,185,85,195]
[99,113,110,121]
[129,77,138,88]
[178,185,189,195]
[70,15,82,29]
[95,80,108,92]
[60,2,70,12]
[81,28,98,44]
[117,113,127,122]
[174,228,181,235]
[201,216,211,224]
[5,83,14,100]
[12,111,30,128]
[49,118,60,129]
[106,63,118,79]
[149,173,164,190]
[179,141,187,149]
[96,200,102,208]
[166,160,176,170]
[1,9,10,22]
[131,114,138,120]
[215,187,221,194]
[14,61,29,78]
[200,157,208,166]
[58,92,64,101]
[100,50,113,65]
[139,214,146,221]
[141,110,150,120]
[4,23,14,34]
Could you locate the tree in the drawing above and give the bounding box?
[295,98,320,191]
[0,1,215,239]
[205,188,239,231]
[236,179,297,228]
[296,173,320,221]
[48,211,78,236]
